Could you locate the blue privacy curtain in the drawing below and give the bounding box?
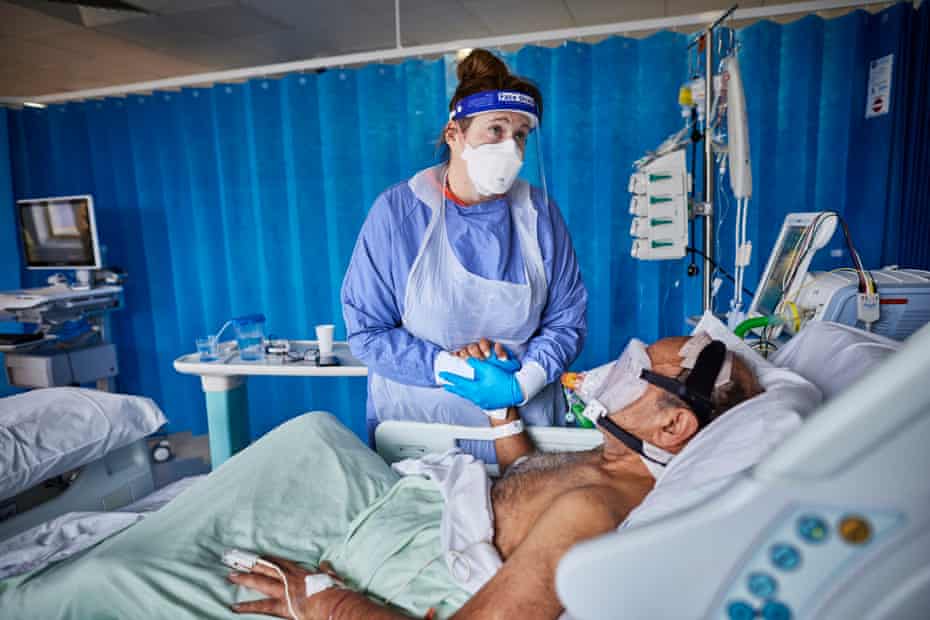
[0,110,22,398]
[5,3,920,440]
[891,0,930,269]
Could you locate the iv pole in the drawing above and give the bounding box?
[700,4,738,313]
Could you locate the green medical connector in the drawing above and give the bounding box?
[651,240,674,248]
[576,414,595,429]
[650,218,674,226]
[649,173,673,182]
[650,196,673,204]
[734,315,782,339]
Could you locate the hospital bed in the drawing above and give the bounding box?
[2,320,926,619]
[554,322,930,620]
[373,319,929,619]
[0,437,155,542]
[0,387,186,545]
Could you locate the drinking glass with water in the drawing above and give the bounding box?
[233,314,266,361]
[196,335,218,362]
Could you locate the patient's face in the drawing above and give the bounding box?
[606,384,666,438]
[602,339,688,441]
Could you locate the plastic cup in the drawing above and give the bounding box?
[196,335,218,362]
[234,316,266,362]
[315,324,335,354]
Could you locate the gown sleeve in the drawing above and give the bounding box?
[518,196,588,394]
[341,191,443,387]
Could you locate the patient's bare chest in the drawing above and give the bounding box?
[490,450,604,558]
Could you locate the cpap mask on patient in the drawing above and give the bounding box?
[561,333,732,475]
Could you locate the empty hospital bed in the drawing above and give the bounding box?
[0,387,203,577]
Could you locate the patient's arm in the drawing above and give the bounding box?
[307,487,623,620]
[492,407,534,472]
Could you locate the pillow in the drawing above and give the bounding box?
[621,350,822,529]
[770,321,901,401]
[691,310,774,375]
[0,388,167,502]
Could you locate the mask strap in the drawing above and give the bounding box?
[686,340,727,399]
[640,340,727,427]
[596,415,671,466]
[640,369,714,427]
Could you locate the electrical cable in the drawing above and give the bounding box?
[779,211,873,300]
[257,559,299,620]
[687,246,756,298]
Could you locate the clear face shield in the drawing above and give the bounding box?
[451,90,548,206]
[517,126,547,207]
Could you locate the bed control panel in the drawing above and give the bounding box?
[715,505,902,620]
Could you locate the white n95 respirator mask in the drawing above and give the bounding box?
[462,139,523,196]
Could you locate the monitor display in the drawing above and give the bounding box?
[17,196,101,269]
[753,225,807,317]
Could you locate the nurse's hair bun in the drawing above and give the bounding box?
[456,49,510,84]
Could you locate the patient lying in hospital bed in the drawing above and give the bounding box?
[0,327,821,620]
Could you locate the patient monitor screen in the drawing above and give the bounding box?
[17,197,98,269]
[755,226,807,317]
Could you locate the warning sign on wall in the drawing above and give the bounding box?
[865,54,893,119]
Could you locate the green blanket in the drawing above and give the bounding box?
[0,413,470,619]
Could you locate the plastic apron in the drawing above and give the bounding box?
[368,165,564,443]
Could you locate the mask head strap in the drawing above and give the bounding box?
[595,415,671,466]
[640,340,727,428]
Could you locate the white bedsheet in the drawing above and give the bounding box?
[0,475,205,580]
[392,449,501,594]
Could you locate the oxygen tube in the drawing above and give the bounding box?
[733,315,781,339]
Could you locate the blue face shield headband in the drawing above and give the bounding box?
[450,90,540,128]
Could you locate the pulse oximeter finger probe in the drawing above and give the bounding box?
[223,549,300,620]
[222,549,344,620]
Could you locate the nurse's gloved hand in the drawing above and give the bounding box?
[454,339,521,373]
[440,357,524,410]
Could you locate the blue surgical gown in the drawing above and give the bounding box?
[341,179,588,438]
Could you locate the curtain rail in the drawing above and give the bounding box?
[0,0,894,106]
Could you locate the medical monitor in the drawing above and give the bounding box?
[749,212,837,320]
[16,195,102,270]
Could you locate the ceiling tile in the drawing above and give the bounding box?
[562,0,663,26]
[95,16,214,53]
[117,0,234,16]
[665,0,745,16]
[0,0,837,99]
[0,0,82,37]
[0,37,89,71]
[461,0,574,34]
[243,0,395,52]
[228,30,330,64]
[5,0,85,27]
[169,3,289,39]
[400,0,492,45]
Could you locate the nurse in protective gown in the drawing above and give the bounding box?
[341,49,587,461]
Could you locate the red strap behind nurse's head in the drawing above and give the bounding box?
[443,184,471,206]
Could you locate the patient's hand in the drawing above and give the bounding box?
[455,338,520,372]
[229,557,350,620]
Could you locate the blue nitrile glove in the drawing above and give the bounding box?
[440,357,524,410]
[484,347,521,373]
